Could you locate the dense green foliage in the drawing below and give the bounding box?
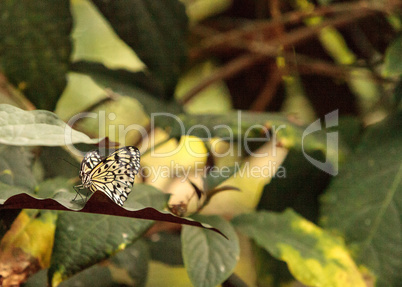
[0,0,400,286]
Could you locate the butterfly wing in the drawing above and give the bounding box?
[88,146,141,206]
[79,150,102,179]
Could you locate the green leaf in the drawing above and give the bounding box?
[60,239,149,287]
[0,0,72,110]
[148,231,183,266]
[337,116,362,150]
[106,239,149,286]
[232,209,365,287]
[35,177,72,199]
[182,215,239,287]
[0,104,99,146]
[0,145,36,190]
[69,0,144,73]
[0,182,31,204]
[73,94,150,143]
[384,35,402,76]
[72,65,183,115]
[321,111,402,286]
[91,0,188,93]
[25,240,149,287]
[258,149,330,222]
[47,185,225,286]
[47,187,161,286]
[256,149,331,286]
[39,147,80,179]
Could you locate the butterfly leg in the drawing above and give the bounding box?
[84,190,91,204]
[73,185,85,203]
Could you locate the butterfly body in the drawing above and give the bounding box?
[75,146,141,206]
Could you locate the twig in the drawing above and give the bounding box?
[179,53,266,105]
[191,0,397,59]
[248,0,286,112]
[185,11,379,104]
[0,73,36,110]
[238,10,376,54]
[250,64,284,111]
[184,1,399,107]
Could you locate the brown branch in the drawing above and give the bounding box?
[184,13,374,104]
[250,64,284,111]
[179,53,266,105]
[184,1,399,106]
[234,9,375,54]
[190,0,393,60]
[268,0,286,40]
[248,0,286,112]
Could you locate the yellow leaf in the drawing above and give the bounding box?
[0,210,57,285]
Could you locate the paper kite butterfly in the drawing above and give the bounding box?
[74,146,141,206]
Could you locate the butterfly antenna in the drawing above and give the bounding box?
[59,157,80,169]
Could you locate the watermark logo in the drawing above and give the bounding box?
[64,110,339,179]
[302,110,338,176]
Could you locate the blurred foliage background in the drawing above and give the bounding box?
[0,0,401,286]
